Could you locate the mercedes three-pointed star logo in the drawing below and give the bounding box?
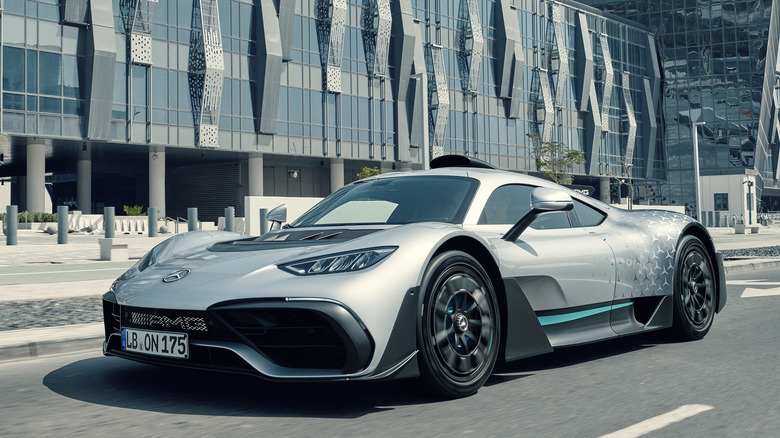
[163,269,191,283]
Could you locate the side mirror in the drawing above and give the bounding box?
[502,188,573,242]
[530,187,574,212]
[266,204,287,230]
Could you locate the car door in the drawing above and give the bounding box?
[472,184,618,347]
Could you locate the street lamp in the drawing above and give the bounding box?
[743,179,754,225]
[692,121,706,222]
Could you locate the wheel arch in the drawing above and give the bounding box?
[680,223,727,313]
[430,236,512,364]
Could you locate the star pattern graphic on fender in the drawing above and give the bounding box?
[606,211,695,299]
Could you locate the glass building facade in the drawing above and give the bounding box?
[582,0,780,218]
[0,0,662,220]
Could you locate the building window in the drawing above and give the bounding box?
[714,193,729,211]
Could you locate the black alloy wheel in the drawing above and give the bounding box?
[416,250,500,398]
[671,235,716,340]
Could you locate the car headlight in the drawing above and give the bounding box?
[279,247,397,275]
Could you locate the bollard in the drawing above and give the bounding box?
[104,206,115,239]
[57,206,68,244]
[259,208,268,236]
[6,205,18,246]
[188,208,198,232]
[225,206,235,232]
[148,207,158,237]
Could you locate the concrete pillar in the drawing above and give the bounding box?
[248,153,264,196]
[600,177,610,204]
[26,141,46,212]
[149,149,166,217]
[330,158,345,193]
[77,145,92,214]
[380,161,394,174]
[397,162,413,173]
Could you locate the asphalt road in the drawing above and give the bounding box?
[1,268,778,438]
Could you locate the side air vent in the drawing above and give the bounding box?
[430,155,498,170]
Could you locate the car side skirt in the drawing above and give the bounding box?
[503,278,554,361]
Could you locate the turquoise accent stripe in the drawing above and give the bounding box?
[537,302,632,326]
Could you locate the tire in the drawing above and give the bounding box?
[670,235,716,340]
[415,251,500,398]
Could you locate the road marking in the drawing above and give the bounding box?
[726,279,780,286]
[741,287,780,298]
[727,280,780,285]
[599,404,713,438]
[0,268,128,277]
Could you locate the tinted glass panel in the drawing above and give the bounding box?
[3,47,25,92]
[293,176,479,227]
[570,199,606,227]
[479,184,572,229]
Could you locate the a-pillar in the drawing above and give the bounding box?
[26,140,46,213]
[77,144,92,213]
[149,149,166,217]
[600,176,610,204]
[330,158,344,194]
[248,153,263,196]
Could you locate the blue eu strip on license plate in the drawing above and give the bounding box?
[121,328,189,359]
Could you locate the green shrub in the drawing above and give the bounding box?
[0,211,58,222]
[123,205,146,216]
[357,166,381,180]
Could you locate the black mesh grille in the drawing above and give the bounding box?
[215,308,347,370]
[120,306,239,342]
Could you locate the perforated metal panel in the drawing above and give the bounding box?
[188,0,224,148]
[622,71,637,166]
[457,0,483,93]
[317,0,347,93]
[129,0,158,65]
[600,33,614,133]
[426,45,450,157]
[552,4,568,107]
[199,124,219,148]
[539,69,554,142]
[131,34,152,65]
[362,0,392,77]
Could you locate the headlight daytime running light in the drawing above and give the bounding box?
[279,247,397,275]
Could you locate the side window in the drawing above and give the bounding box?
[478,184,572,230]
[529,211,571,230]
[479,185,534,224]
[570,199,606,227]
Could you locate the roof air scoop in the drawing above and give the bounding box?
[430,155,497,170]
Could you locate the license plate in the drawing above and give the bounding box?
[121,328,189,359]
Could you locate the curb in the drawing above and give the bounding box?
[0,323,103,363]
[723,259,780,274]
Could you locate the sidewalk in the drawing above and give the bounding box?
[2,224,780,363]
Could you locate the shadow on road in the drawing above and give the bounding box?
[43,334,673,417]
[494,333,671,376]
[43,356,431,418]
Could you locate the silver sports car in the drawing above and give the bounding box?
[103,156,726,397]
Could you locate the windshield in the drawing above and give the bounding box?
[291,176,479,227]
